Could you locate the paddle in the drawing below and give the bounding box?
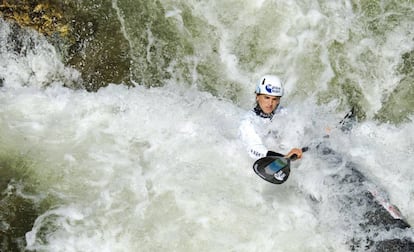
[252,147,308,184]
[252,108,355,184]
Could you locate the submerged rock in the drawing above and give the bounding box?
[0,158,41,252]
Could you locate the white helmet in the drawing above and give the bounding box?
[255,75,284,97]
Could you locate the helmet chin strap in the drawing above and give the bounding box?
[253,104,275,119]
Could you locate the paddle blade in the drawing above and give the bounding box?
[253,156,291,184]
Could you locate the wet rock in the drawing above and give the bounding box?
[0,1,69,37]
[0,0,133,91]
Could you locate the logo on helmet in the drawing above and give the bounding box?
[265,84,281,94]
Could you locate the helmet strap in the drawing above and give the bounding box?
[253,105,275,119]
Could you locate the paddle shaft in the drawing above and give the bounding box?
[290,108,355,160]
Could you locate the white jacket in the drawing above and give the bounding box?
[239,106,286,159]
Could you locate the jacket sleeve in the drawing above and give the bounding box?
[239,117,268,159]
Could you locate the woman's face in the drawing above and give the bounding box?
[256,94,280,114]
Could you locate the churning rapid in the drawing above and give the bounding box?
[1,1,414,251]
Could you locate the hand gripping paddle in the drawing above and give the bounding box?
[252,147,308,184]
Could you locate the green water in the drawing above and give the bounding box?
[0,154,40,251]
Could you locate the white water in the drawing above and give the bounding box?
[1,1,414,251]
[2,65,414,251]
